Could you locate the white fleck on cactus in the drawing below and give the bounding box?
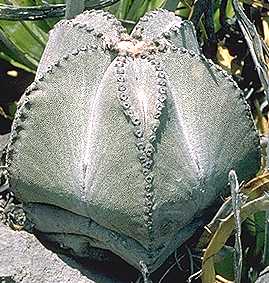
[6,9,260,274]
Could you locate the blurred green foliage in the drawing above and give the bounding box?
[0,0,238,72]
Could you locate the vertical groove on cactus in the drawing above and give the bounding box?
[114,55,156,260]
[144,56,169,260]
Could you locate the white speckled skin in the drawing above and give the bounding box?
[6,9,260,272]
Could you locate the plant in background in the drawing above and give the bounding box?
[0,1,269,283]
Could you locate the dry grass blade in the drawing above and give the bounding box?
[197,172,269,250]
[201,194,269,283]
[215,275,233,282]
[233,0,269,98]
[229,171,242,283]
[241,172,269,197]
[0,106,12,120]
[241,0,269,9]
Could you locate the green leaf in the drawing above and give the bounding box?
[65,0,85,19]
[254,211,266,256]
[115,0,132,19]
[0,20,45,60]
[8,102,17,118]
[176,3,191,19]
[12,0,54,32]
[126,0,149,21]
[263,211,269,265]
[34,0,63,30]
[148,0,165,10]
[0,27,37,71]
[163,0,180,11]
[214,245,234,281]
[0,0,50,71]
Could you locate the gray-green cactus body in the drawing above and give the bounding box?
[6,9,260,272]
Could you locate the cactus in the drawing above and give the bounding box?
[5,9,260,274]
